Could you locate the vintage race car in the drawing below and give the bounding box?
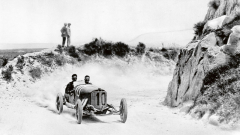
[55,82,127,124]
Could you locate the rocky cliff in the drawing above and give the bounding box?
[164,33,228,107]
[165,0,240,108]
[205,0,240,21]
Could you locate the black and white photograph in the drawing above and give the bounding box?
[1,0,240,135]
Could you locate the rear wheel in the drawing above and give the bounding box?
[56,93,63,114]
[76,99,83,124]
[120,98,128,123]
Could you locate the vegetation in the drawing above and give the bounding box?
[193,53,240,124]
[193,21,206,40]
[0,48,45,61]
[136,42,146,55]
[0,57,8,67]
[148,47,180,61]
[208,0,220,9]
[65,45,80,59]
[29,67,42,79]
[55,54,67,66]
[16,56,24,70]
[113,42,130,57]
[1,65,13,82]
[82,38,130,57]
[55,45,63,54]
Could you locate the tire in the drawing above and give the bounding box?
[56,93,63,114]
[76,99,83,124]
[120,98,128,123]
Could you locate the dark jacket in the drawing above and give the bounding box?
[61,26,68,37]
[65,81,74,94]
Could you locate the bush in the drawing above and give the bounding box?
[16,56,24,70]
[44,52,55,58]
[113,42,130,57]
[55,55,66,66]
[1,65,13,82]
[136,42,146,55]
[101,42,113,57]
[55,45,63,54]
[193,21,206,38]
[83,38,100,55]
[0,57,8,67]
[65,46,80,61]
[82,38,130,57]
[209,0,220,9]
[29,67,42,79]
[37,56,53,67]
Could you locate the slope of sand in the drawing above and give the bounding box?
[0,59,240,135]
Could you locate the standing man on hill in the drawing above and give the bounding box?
[67,23,71,46]
[60,23,68,47]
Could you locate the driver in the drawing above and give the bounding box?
[84,75,92,84]
[64,74,77,109]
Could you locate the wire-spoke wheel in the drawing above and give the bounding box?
[56,93,63,114]
[76,99,83,124]
[120,98,128,123]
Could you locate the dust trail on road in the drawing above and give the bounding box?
[25,56,175,112]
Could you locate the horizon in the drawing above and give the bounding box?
[0,0,209,49]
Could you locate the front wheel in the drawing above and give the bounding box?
[56,93,63,114]
[76,99,83,124]
[120,98,128,123]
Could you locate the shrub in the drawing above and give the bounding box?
[44,51,55,58]
[136,42,146,55]
[1,65,13,82]
[0,57,8,67]
[82,38,130,57]
[55,55,66,66]
[193,21,206,37]
[29,67,42,79]
[55,45,63,54]
[101,42,113,57]
[66,45,80,60]
[83,38,100,55]
[16,56,24,70]
[209,0,220,9]
[37,56,53,67]
[113,42,130,57]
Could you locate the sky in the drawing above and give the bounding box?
[0,0,209,49]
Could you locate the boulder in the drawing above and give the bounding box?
[203,15,227,31]
[164,33,227,107]
[222,25,240,55]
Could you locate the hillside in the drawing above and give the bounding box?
[165,0,240,126]
[1,43,237,135]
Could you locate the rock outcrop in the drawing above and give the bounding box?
[222,25,240,54]
[164,33,228,107]
[205,0,240,21]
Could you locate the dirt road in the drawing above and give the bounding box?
[0,62,239,135]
